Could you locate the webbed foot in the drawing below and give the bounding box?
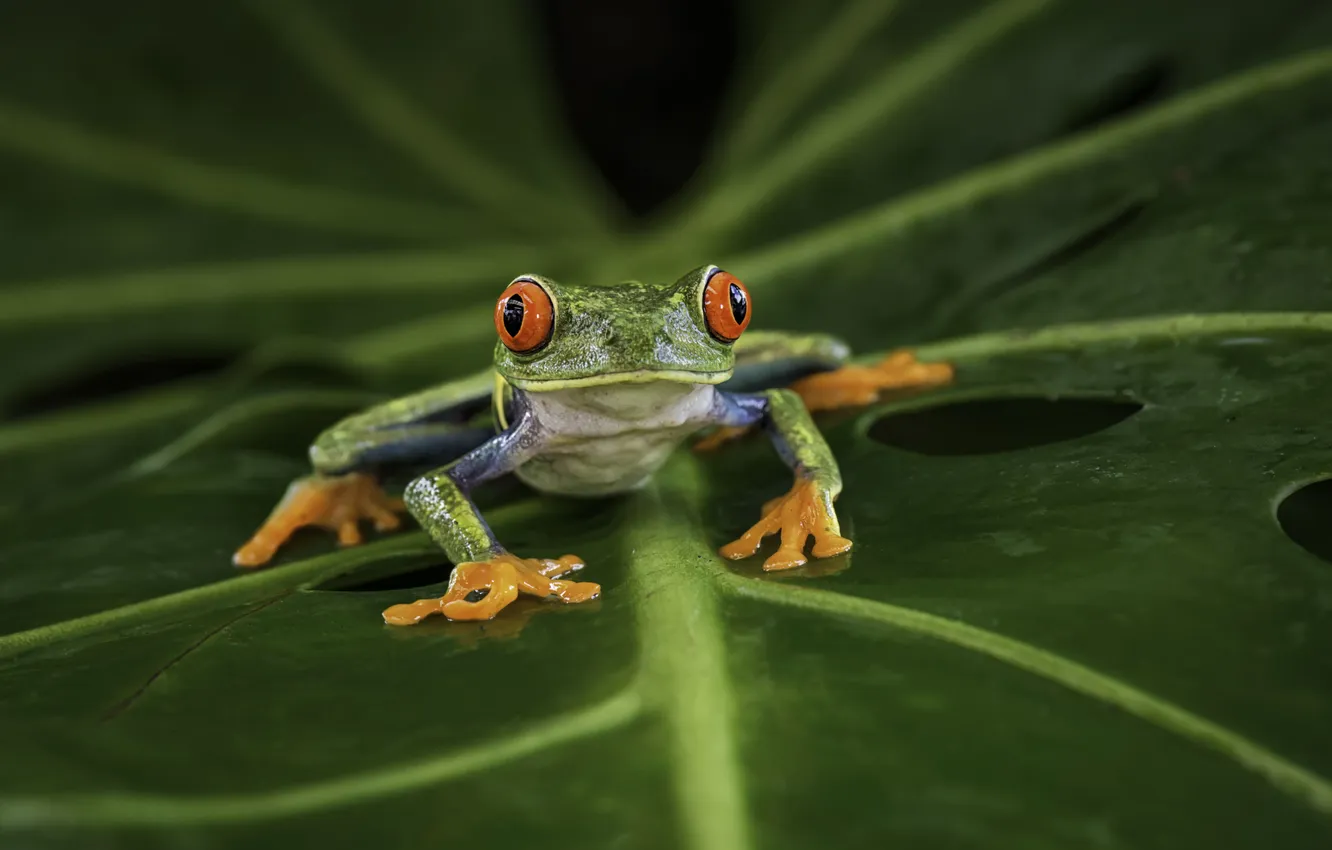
[233,473,405,567]
[382,553,599,625]
[790,348,953,412]
[693,425,752,452]
[720,477,852,571]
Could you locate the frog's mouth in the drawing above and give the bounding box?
[506,368,732,391]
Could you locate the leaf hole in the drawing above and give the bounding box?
[315,561,453,593]
[536,0,738,216]
[867,396,1143,456]
[1277,479,1332,566]
[6,348,241,420]
[1060,56,1174,135]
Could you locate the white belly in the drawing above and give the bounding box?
[515,382,716,496]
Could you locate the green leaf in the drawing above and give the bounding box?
[2,1,1332,848]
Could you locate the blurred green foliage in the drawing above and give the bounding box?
[1,1,1332,847]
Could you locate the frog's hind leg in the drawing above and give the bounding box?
[695,333,953,451]
[695,331,846,451]
[790,349,954,413]
[720,330,851,395]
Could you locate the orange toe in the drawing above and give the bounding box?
[382,553,599,625]
[382,598,446,626]
[790,348,953,413]
[720,477,851,571]
[233,473,405,568]
[693,425,754,452]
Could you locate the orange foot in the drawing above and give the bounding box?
[720,477,852,571]
[790,348,954,412]
[382,553,599,625]
[233,473,405,568]
[693,425,752,452]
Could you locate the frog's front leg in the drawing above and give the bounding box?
[710,390,853,571]
[234,372,495,567]
[381,412,600,626]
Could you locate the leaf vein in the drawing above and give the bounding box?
[733,47,1332,281]
[684,0,1054,235]
[634,466,754,850]
[0,250,535,327]
[719,0,903,165]
[0,101,469,240]
[0,689,642,827]
[246,0,605,235]
[0,537,434,660]
[724,577,1332,817]
[100,593,291,721]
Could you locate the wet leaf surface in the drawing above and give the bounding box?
[2,1,1332,848]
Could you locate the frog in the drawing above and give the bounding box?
[233,266,953,625]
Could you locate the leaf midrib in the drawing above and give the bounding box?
[3,7,1332,835]
[2,456,1330,837]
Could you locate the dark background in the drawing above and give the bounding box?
[9,0,739,419]
[538,0,737,216]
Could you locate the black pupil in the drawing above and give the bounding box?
[728,283,747,324]
[503,294,525,337]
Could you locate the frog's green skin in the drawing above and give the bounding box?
[309,265,851,568]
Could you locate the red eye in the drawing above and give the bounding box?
[702,270,751,343]
[495,279,554,353]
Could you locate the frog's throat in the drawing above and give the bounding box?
[504,368,732,392]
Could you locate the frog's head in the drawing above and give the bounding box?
[492,265,752,391]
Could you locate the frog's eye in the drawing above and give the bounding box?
[495,278,554,353]
[702,269,751,343]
